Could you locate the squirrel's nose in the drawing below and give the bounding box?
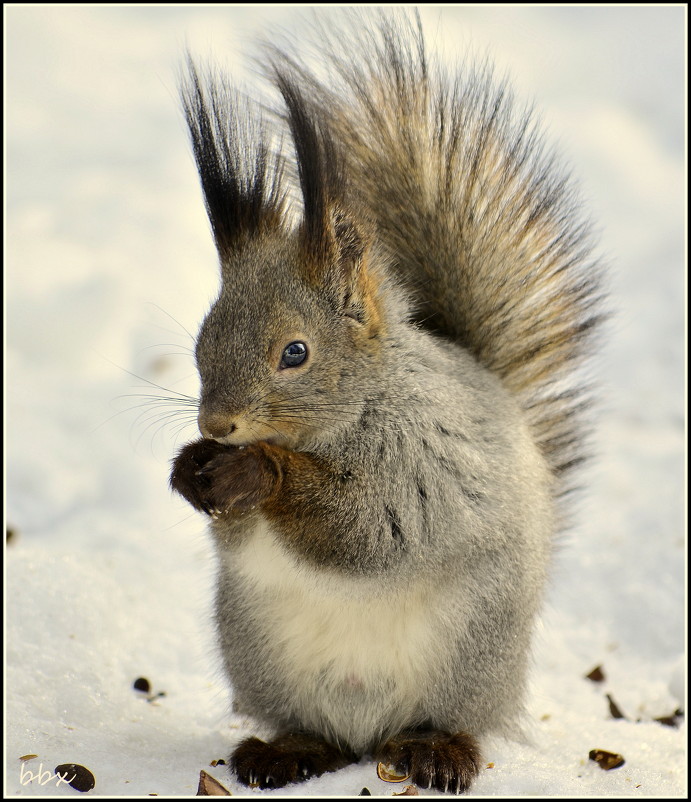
[198,410,237,440]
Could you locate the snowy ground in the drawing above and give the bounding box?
[5,5,686,798]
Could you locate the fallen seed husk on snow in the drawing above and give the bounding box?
[196,769,231,795]
[606,693,626,719]
[589,749,625,770]
[377,763,411,782]
[54,763,96,792]
[585,665,606,683]
[133,677,151,693]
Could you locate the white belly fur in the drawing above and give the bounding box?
[226,517,449,750]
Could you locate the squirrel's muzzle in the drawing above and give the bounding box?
[198,409,238,441]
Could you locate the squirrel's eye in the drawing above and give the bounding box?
[280,341,308,368]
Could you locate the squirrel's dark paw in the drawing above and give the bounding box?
[375,729,482,794]
[169,438,230,514]
[170,439,281,516]
[231,733,355,789]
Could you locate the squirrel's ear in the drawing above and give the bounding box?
[273,69,377,321]
[180,58,285,258]
[328,209,371,322]
[273,70,335,262]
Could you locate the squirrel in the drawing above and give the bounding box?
[169,10,603,794]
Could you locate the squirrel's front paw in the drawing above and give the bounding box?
[170,439,281,516]
[169,438,229,514]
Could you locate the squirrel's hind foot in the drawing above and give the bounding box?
[230,732,356,789]
[375,729,482,794]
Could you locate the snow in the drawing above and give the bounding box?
[5,5,686,798]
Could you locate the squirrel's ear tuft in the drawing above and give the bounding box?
[273,71,361,273]
[273,68,375,319]
[332,210,365,271]
[273,70,336,262]
[180,57,286,258]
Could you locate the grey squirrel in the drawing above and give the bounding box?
[169,10,603,794]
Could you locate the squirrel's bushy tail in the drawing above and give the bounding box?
[268,10,605,496]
